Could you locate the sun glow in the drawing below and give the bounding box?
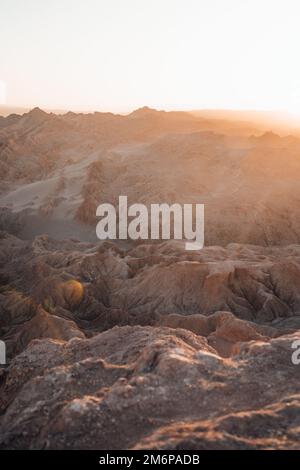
[1,0,300,114]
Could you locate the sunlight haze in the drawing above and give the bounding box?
[1,0,300,113]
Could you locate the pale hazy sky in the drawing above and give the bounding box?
[1,0,300,113]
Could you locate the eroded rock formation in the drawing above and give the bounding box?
[0,108,300,449]
[0,233,299,449]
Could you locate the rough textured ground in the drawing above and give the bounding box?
[0,233,299,449]
[0,325,299,450]
[0,108,299,449]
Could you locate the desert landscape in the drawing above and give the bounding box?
[0,106,299,449]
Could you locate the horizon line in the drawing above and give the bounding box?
[1,104,300,120]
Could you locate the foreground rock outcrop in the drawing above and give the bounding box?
[0,233,299,449]
[0,325,299,449]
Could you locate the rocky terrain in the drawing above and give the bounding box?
[1,107,300,246]
[0,108,299,449]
